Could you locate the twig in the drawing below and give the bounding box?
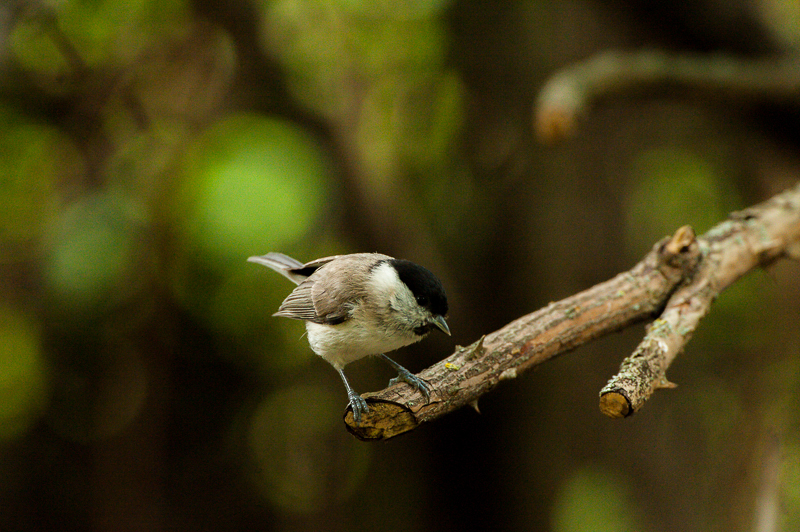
[345,182,800,441]
[600,183,800,417]
[534,50,800,143]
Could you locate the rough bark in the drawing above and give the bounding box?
[345,183,800,441]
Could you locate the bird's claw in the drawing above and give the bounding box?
[348,391,369,424]
[389,369,432,402]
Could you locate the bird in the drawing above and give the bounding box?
[248,252,450,423]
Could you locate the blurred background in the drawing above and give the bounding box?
[2,0,800,530]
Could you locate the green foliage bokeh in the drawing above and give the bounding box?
[1,1,799,531]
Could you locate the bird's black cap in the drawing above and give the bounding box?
[388,259,448,317]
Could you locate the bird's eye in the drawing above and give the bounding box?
[416,295,429,307]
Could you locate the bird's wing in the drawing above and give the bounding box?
[274,275,356,325]
[274,253,391,325]
[274,256,359,324]
[307,254,391,324]
[273,278,322,321]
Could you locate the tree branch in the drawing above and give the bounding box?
[600,183,800,416]
[533,50,800,143]
[345,183,800,441]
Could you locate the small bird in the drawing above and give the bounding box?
[248,252,450,423]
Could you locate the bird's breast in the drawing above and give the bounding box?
[305,320,422,370]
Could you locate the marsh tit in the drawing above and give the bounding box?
[248,252,450,423]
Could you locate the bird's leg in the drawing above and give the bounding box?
[337,368,368,424]
[381,354,431,402]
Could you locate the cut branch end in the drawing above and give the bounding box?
[599,391,632,418]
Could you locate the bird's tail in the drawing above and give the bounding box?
[247,252,306,284]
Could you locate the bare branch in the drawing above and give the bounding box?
[600,183,800,417]
[345,183,800,441]
[533,50,800,143]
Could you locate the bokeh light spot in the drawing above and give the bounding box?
[552,467,643,532]
[0,307,49,441]
[245,384,371,513]
[624,147,738,257]
[43,194,141,314]
[176,114,331,267]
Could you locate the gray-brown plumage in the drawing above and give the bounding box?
[248,252,450,423]
[273,254,392,325]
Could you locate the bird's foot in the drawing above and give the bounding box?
[348,390,369,424]
[389,368,432,403]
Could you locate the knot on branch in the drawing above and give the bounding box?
[658,225,700,276]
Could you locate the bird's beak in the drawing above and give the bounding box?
[430,315,451,336]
